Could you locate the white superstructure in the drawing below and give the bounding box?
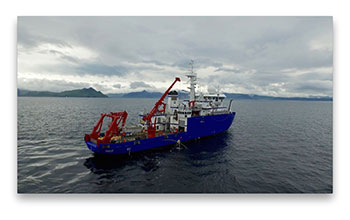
[139,61,232,133]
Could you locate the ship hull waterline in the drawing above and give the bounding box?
[85,112,236,155]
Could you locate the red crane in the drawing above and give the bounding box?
[143,77,181,138]
[85,77,180,146]
[85,111,128,146]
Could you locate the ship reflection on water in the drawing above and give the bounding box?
[84,132,231,174]
[82,132,233,192]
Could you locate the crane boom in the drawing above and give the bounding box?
[144,77,181,138]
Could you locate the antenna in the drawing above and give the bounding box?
[185,60,197,102]
[190,59,194,74]
[186,60,196,77]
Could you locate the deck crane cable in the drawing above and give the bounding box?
[143,77,181,138]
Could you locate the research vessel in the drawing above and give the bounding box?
[84,61,236,155]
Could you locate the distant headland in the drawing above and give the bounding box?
[17,87,107,98]
[17,88,332,101]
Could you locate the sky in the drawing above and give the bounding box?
[17,16,333,97]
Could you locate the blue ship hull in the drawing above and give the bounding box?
[85,112,236,155]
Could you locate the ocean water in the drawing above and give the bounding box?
[17,97,332,193]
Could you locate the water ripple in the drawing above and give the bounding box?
[18,98,332,193]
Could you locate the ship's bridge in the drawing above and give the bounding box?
[200,93,226,101]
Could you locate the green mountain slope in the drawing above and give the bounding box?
[18,87,107,98]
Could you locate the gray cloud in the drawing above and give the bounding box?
[215,67,241,73]
[285,80,332,95]
[18,25,72,49]
[75,63,128,76]
[46,49,79,64]
[112,84,121,89]
[17,16,333,97]
[17,78,91,92]
[129,81,152,89]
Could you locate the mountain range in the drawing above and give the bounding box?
[107,90,332,101]
[18,88,107,98]
[17,88,332,101]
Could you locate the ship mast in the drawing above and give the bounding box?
[186,60,197,102]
